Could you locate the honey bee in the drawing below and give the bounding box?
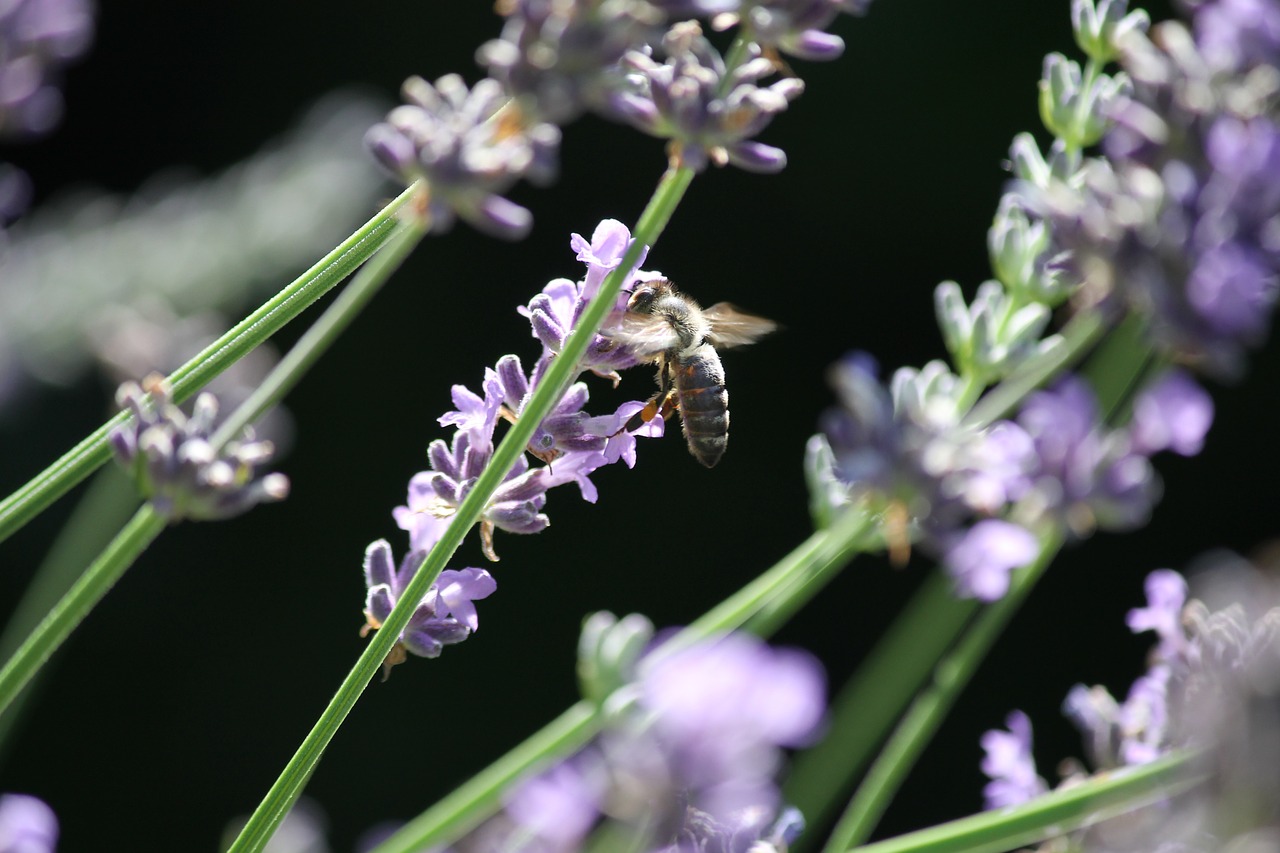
[605,279,776,467]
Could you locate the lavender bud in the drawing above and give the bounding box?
[577,611,655,706]
[1071,0,1150,64]
[0,793,58,853]
[980,710,1048,809]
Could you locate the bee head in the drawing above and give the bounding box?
[625,279,675,314]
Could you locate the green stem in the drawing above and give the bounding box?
[0,505,167,718]
[226,165,695,853]
[211,218,427,448]
[0,467,140,760]
[848,751,1203,853]
[821,529,1064,853]
[0,182,419,548]
[786,570,979,848]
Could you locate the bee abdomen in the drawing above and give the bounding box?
[675,349,729,468]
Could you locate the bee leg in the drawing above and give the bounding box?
[622,389,677,434]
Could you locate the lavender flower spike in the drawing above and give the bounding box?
[612,21,804,172]
[361,539,496,671]
[108,379,289,522]
[0,0,95,138]
[365,74,561,240]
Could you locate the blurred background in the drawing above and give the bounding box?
[6,0,1279,850]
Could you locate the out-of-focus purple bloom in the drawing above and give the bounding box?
[1129,370,1214,457]
[476,0,664,126]
[1015,376,1160,534]
[611,21,803,172]
[980,710,1048,809]
[108,380,289,522]
[0,0,94,138]
[495,631,822,850]
[364,74,561,240]
[1126,568,1189,662]
[506,754,605,851]
[0,794,57,853]
[1043,10,1280,377]
[944,519,1039,602]
[639,632,825,821]
[362,539,496,663]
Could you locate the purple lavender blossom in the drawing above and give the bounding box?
[1129,370,1214,457]
[1044,5,1280,377]
[0,794,57,853]
[497,631,823,850]
[108,380,289,522]
[361,539,496,663]
[1126,568,1188,661]
[638,632,825,821]
[476,0,664,126]
[611,21,804,172]
[364,74,561,240]
[0,0,94,138]
[944,520,1039,601]
[980,710,1048,809]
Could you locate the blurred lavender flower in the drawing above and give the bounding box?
[1041,1,1280,377]
[222,798,331,853]
[980,710,1048,809]
[0,0,93,138]
[817,357,1214,600]
[365,74,561,240]
[361,539,496,670]
[109,379,289,522]
[0,793,57,853]
[611,21,804,171]
[994,554,1280,850]
[476,0,665,126]
[496,630,824,851]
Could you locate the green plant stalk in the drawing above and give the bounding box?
[0,467,140,759]
[786,569,980,848]
[0,182,420,548]
[0,505,166,717]
[369,502,879,853]
[226,164,695,853]
[211,218,427,448]
[820,529,1064,853]
[848,751,1204,853]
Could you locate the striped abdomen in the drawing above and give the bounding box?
[673,343,729,467]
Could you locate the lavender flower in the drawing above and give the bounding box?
[611,21,804,172]
[496,629,825,851]
[365,74,561,240]
[1002,556,1280,850]
[361,539,496,669]
[0,794,57,853]
[476,0,665,126]
[1042,2,1280,377]
[108,379,289,522]
[980,710,1048,809]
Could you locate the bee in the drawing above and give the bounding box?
[605,279,776,467]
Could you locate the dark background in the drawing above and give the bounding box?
[6,0,1279,851]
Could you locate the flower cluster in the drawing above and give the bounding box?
[981,556,1280,850]
[367,0,875,237]
[108,379,289,523]
[361,219,668,666]
[814,356,1213,600]
[489,622,825,851]
[1032,0,1280,378]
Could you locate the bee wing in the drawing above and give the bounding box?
[703,303,778,348]
[600,311,683,355]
